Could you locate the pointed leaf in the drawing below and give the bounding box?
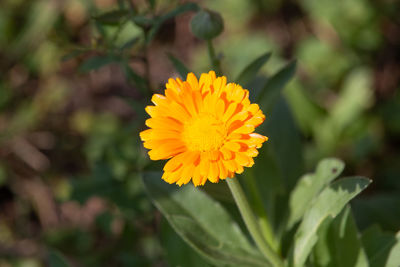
[263,97,304,192]
[120,36,140,51]
[312,206,369,267]
[248,97,303,240]
[61,49,87,62]
[93,10,129,25]
[257,60,297,113]
[147,0,156,10]
[167,53,191,78]
[288,158,345,229]
[161,220,212,267]
[142,172,267,267]
[79,55,119,72]
[48,250,70,267]
[362,225,400,267]
[121,62,148,95]
[131,15,154,28]
[236,52,271,86]
[291,177,371,267]
[384,232,400,267]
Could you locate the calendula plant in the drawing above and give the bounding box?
[140,71,373,267]
[139,5,400,267]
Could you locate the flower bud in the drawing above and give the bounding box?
[190,9,224,40]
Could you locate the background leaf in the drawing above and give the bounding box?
[167,53,191,78]
[79,55,120,72]
[61,49,87,62]
[353,193,400,232]
[312,205,369,267]
[245,97,303,245]
[121,62,149,95]
[263,96,304,192]
[235,52,271,87]
[48,250,70,267]
[361,225,400,267]
[257,60,297,113]
[93,10,129,25]
[291,176,371,267]
[119,36,140,51]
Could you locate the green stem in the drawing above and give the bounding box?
[226,178,283,267]
[245,170,279,252]
[207,39,222,75]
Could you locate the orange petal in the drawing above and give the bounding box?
[176,165,194,186]
[218,160,228,179]
[209,161,219,183]
[232,124,255,135]
[151,94,168,106]
[163,152,188,172]
[223,141,241,152]
[148,143,186,160]
[186,72,199,90]
[145,117,183,131]
[235,153,249,165]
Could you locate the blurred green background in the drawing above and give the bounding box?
[0,0,399,266]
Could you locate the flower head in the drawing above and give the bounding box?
[140,71,267,186]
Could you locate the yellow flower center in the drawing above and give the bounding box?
[182,113,227,151]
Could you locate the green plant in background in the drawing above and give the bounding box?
[0,0,400,266]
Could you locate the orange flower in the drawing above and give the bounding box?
[140,71,268,186]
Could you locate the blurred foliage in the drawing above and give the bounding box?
[0,0,399,266]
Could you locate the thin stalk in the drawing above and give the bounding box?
[226,178,283,267]
[207,39,222,75]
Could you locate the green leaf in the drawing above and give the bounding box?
[48,250,70,267]
[167,53,191,78]
[236,52,271,87]
[79,55,120,72]
[247,144,285,222]
[291,176,371,267]
[287,158,345,229]
[161,220,212,267]
[382,233,400,267]
[121,62,148,95]
[147,2,199,43]
[142,172,267,267]
[93,10,129,25]
[312,206,369,267]
[264,97,304,192]
[119,36,140,51]
[331,68,373,133]
[353,194,400,232]
[362,225,400,267]
[61,49,87,62]
[131,15,154,28]
[147,0,156,10]
[257,60,297,113]
[284,81,326,135]
[246,97,303,242]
